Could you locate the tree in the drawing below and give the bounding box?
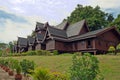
[110,14,120,31]
[8,42,14,53]
[0,43,8,50]
[107,14,114,23]
[66,4,112,31]
[31,30,35,37]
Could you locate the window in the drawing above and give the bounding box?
[87,40,92,48]
[81,41,85,45]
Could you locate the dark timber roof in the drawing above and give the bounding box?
[36,22,45,30]
[27,36,35,44]
[48,26,67,38]
[18,37,28,47]
[36,33,44,41]
[66,19,86,37]
[55,21,68,30]
[69,27,115,41]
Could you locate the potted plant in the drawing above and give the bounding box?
[20,59,35,76]
[15,64,22,80]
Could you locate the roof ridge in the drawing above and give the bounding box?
[48,26,66,31]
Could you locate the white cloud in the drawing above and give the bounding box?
[0,6,49,43]
[12,7,25,13]
[90,0,120,9]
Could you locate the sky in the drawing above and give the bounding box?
[0,0,120,43]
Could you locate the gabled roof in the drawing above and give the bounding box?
[69,26,118,41]
[27,36,35,44]
[18,37,28,47]
[47,26,67,38]
[36,33,44,41]
[55,21,68,30]
[36,22,44,29]
[66,19,86,37]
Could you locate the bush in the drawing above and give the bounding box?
[74,52,82,56]
[36,50,43,55]
[36,50,52,56]
[53,50,59,55]
[108,46,115,55]
[9,58,19,71]
[16,63,22,74]
[26,51,36,56]
[20,59,35,76]
[51,71,69,80]
[0,50,2,57]
[31,67,52,80]
[69,53,103,80]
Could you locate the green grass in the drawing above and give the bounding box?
[3,54,120,80]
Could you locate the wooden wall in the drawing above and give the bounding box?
[46,40,55,50]
[35,44,41,50]
[95,30,120,51]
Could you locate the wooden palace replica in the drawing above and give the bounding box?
[13,19,120,54]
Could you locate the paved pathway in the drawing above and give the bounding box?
[0,68,14,80]
[0,68,33,80]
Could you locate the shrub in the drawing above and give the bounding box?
[22,52,28,56]
[108,46,115,55]
[36,50,43,55]
[74,52,82,56]
[26,51,36,56]
[36,50,52,56]
[0,50,2,57]
[20,59,35,76]
[69,53,102,80]
[16,64,22,74]
[31,67,52,80]
[51,71,69,80]
[53,50,59,55]
[7,58,19,71]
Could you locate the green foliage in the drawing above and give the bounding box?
[36,50,52,56]
[20,59,35,75]
[66,4,112,31]
[53,50,59,55]
[74,52,82,56]
[9,58,19,70]
[51,71,70,80]
[30,67,69,80]
[116,43,120,50]
[8,41,14,53]
[69,53,102,80]
[0,43,8,50]
[0,50,2,57]
[110,14,120,31]
[108,46,115,55]
[16,64,22,74]
[26,51,36,56]
[31,67,52,80]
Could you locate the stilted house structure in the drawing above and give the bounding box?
[17,37,28,53]
[14,19,120,54]
[27,36,35,51]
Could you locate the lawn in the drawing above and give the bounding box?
[3,54,120,80]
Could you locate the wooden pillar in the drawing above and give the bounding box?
[94,51,96,55]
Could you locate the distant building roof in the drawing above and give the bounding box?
[18,37,28,47]
[27,36,35,44]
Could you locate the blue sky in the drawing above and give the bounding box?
[0,0,120,43]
